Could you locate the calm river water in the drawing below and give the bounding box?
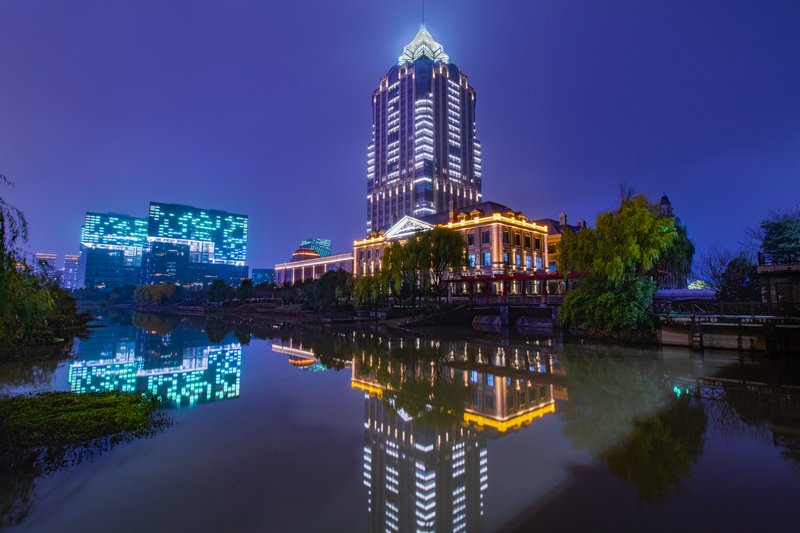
[2,312,800,532]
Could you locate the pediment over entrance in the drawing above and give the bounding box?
[383,215,434,241]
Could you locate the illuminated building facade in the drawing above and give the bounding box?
[274,252,353,286]
[147,202,247,265]
[145,202,249,286]
[78,212,149,288]
[77,203,249,288]
[532,212,584,274]
[251,268,276,286]
[354,201,550,295]
[62,254,80,289]
[367,25,482,233]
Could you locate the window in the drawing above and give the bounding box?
[483,252,491,266]
[468,253,476,268]
[513,253,521,266]
[525,256,532,269]
[481,230,490,244]
[524,235,532,249]
[503,251,509,264]
[514,233,521,246]
[375,249,381,258]
[549,261,557,273]
[502,231,509,245]
[359,251,364,260]
[536,256,543,269]
[467,233,475,246]
[534,237,542,251]
[487,374,494,387]
[367,250,371,260]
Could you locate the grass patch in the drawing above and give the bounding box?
[0,391,171,527]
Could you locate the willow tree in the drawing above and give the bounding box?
[381,227,464,305]
[425,227,466,300]
[1,175,88,350]
[560,194,682,339]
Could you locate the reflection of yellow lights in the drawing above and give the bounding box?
[351,379,384,398]
[463,402,555,432]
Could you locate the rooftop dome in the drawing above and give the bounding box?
[398,25,449,66]
[290,247,321,262]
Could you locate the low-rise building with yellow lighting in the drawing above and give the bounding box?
[353,202,551,295]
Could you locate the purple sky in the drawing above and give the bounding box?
[1,0,798,269]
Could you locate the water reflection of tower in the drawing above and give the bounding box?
[362,395,487,533]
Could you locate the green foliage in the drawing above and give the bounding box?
[207,280,233,303]
[561,195,677,281]
[354,274,386,307]
[236,278,254,300]
[379,227,465,305]
[653,219,695,288]
[718,257,761,302]
[0,392,169,451]
[426,227,466,298]
[559,194,681,339]
[108,284,136,304]
[307,269,353,310]
[561,275,658,339]
[0,176,88,350]
[134,283,179,305]
[760,208,800,252]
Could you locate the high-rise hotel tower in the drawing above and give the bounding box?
[366,25,482,232]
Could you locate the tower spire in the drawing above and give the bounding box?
[421,0,425,27]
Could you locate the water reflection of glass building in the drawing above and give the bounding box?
[69,324,242,407]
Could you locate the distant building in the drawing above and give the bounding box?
[366,25,482,233]
[146,202,248,286]
[62,254,80,289]
[251,268,275,286]
[147,202,247,265]
[758,249,800,313]
[298,238,332,257]
[32,252,57,278]
[532,212,585,274]
[275,252,353,286]
[79,212,149,289]
[78,203,249,289]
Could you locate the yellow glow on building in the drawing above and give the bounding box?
[351,379,384,398]
[463,401,556,432]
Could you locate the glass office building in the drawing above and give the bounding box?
[147,202,247,265]
[78,203,249,289]
[79,212,149,288]
[366,25,482,232]
[251,268,276,286]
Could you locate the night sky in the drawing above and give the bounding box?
[1,0,798,269]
